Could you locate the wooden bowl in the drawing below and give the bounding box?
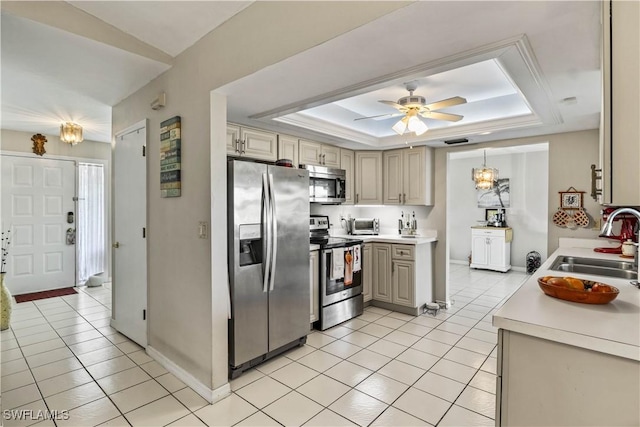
[537,277,619,304]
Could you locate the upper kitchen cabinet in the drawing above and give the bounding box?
[383,146,433,206]
[340,149,355,205]
[598,0,640,205]
[227,124,278,162]
[278,134,299,167]
[299,140,340,168]
[355,151,383,205]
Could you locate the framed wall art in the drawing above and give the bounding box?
[559,187,584,210]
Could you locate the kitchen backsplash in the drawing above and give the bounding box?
[310,204,433,236]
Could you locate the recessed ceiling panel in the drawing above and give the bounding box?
[283,59,531,139]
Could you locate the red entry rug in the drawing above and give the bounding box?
[15,287,77,303]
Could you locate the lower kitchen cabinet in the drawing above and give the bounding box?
[372,243,392,302]
[392,259,415,307]
[497,329,640,425]
[309,250,319,323]
[470,227,512,272]
[370,242,433,315]
[362,243,372,302]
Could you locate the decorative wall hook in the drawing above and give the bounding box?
[31,134,47,156]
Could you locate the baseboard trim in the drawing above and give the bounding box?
[147,345,230,404]
[449,259,469,266]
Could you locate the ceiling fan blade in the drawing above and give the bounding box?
[421,111,464,122]
[424,96,467,111]
[379,100,404,109]
[354,112,402,121]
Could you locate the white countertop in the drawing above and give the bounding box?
[493,245,640,361]
[310,244,320,251]
[330,230,437,245]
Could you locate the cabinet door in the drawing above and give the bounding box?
[403,146,429,206]
[310,250,319,323]
[299,140,322,166]
[609,0,640,205]
[392,260,415,307]
[340,149,355,205]
[278,134,299,167]
[362,244,372,302]
[241,128,277,162]
[321,145,340,168]
[471,234,489,266]
[488,236,506,270]
[383,149,403,205]
[355,151,383,205]
[226,124,240,155]
[372,244,392,303]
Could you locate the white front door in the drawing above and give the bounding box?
[1,155,76,294]
[113,122,148,347]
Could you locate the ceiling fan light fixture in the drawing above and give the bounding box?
[60,122,83,145]
[392,117,408,135]
[407,115,428,136]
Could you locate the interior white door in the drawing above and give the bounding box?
[114,123,147,347]
[1,155,76,294]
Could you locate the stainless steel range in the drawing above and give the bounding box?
[310,215,363,330]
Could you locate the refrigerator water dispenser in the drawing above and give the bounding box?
[239,224,262,266]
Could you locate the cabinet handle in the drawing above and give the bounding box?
[403,193,406,204]
[234,139,240,153]
[399,193,401,203]
[590,164,602,201]
[322,154,326,164]
[240,139,246,155]
[356,194,359,204]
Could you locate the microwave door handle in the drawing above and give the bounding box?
[268,173,278,292]
[262,173,271,293]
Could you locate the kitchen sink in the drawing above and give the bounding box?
[549,256,638,280]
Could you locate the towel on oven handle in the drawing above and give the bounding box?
[353,245,361,272]
[331,248,344,280]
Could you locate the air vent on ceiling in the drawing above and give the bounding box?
[444,138,469,145]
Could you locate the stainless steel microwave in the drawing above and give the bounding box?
[301,165,346,204]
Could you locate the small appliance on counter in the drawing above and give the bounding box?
[310,215,363,330]
[488,209,508,227]
[399,211,418,236]
[595,207,638,254]
[350,218,379,235]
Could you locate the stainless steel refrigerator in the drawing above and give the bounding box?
[227,160,310,378]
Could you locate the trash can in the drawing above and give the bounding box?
[526,251,541,274]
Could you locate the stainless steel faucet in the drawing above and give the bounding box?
[600,207,640,278]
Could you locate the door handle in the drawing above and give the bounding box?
[268,173,278,292]
[113,242,120,248]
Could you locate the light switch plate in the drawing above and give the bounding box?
[198,221,208,239]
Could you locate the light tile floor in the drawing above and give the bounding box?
[1,264,527,426]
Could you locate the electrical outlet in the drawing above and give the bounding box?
[198,221,208,239]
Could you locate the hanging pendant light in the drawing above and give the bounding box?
[472,150,498,189]
[60,122,83,145]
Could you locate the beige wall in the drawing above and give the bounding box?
[112,2,410,393]
[1,129,111,160]
[424,129,600,303]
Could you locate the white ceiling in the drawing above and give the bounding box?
[0,1,252,143]
[1,1,601,147]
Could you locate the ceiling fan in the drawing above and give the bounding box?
[355,82,467,136]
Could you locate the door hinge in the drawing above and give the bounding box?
[142,227,146,238]
[142,145,146,157]
[143,309,146,320]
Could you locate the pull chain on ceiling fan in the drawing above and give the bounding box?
[355,82,467,136]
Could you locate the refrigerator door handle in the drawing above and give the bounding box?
[262,173,272,293]
[268,173,278,292]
